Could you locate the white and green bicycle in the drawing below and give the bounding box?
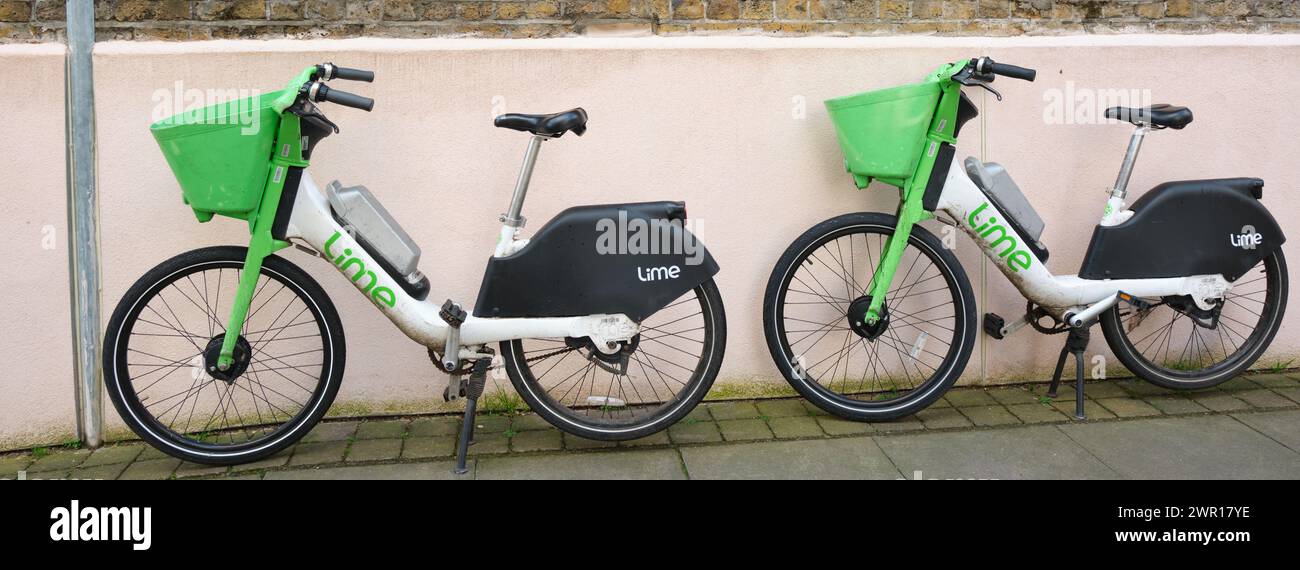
[104,64,726,469]
[764,57,1287,421]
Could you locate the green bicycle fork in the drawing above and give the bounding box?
[215,113,303,369]
[860,65,964,325]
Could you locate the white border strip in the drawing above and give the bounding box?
[84,33,1300,56]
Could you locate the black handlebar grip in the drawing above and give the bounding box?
[333,66,375,82]
[988,61,1036,82]
[316,84,375,111]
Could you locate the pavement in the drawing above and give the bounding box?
[5,372,1300,480]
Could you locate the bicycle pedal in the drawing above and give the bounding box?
[1116,291,1152,310]
[983,313,1006,339]
[439,299,467,328]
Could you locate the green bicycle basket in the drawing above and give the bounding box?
[825,81,941,187]
[150,89,287,222]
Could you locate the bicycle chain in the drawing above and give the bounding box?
[429,345,580,375]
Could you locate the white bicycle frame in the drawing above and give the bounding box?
[280,134,640,363]
[934,124,1231,327]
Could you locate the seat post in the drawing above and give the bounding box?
[502,134,547,228]
[1110,124,1150,201]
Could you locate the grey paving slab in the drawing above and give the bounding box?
[265,461,468,480]
[1216,376,1262,392]
[668,421,722,444]
[355,420,408,440]
[944,390,998,407]
[680,437,901,480]
[816,417,874,436]
[708,401,761,420]
[619,430,672,448]
[408,417,460,437]
[69,463,129,480]
[509,414,553,432]
[288,441,348,466]
[717,419,774,441]
[1059,415,1300,479]
[871,417,925,433]
[118,458,180,480]
[916,407,973,429]
[1116,379,1177,397]
[1276,387,1300,404]
[961,405,1022,427]
[755,399,811,418]
[510,429,563,452]
[80,445,143,467]
[876,425,1119,480]
[1189,391,1250,412]
[1051,399,1116,420]
[27,450,90,473]
[1084,382,1132,399]
[1249,374,1300,388]
[301,421,358,442]
[986,387,1042,405]
[402,436,455,459]
[346,439,403,462]
[1145,395,1209,415]
[1006,403,1069,424]
[1234,389,1295,409]
[1095,397,1161,418]
[229,450,291,472]
[477,449,685,480]
[0,454,32,477]
[768,416,824,439]
[1232,410,1300,453]
[468,434,512,455]
[562,433,615,451]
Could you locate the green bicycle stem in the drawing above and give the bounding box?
[860,61,967,325]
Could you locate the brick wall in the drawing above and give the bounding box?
[2,1,1297,42]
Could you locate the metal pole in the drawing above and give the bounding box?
[65,0,102,448]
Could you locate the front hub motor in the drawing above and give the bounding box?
[203,334,253,383]
[848,295,889,340]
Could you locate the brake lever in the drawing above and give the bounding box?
[954,72,1003,101]
[975,81,1002,101]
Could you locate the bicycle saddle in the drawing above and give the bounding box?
[1104,104,1193,129]
[494,108,588,137]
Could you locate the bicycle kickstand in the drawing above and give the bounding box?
[454,357,491,476]
[1047,327,1091,420]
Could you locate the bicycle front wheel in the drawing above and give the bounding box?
[103,246,346,465]
[764,212,977,421]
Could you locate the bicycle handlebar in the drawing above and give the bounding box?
[973,57,1036,82]
[310,83,375,112]
[317,63,375,82]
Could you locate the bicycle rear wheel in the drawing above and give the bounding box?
[500,280,726,441]
[1100,251,1287,389]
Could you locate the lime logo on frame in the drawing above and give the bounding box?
[49,500,152,551]
[324,231,398,308]
[967,202,1033,273]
